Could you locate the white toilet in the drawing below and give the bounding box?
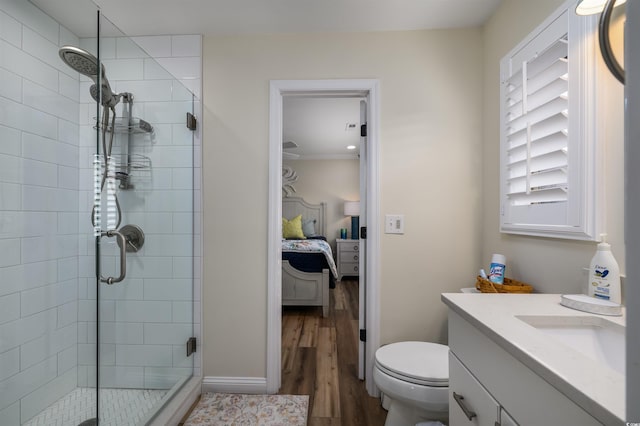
[373,341,449,426]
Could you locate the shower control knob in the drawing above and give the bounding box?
[117,224,145,253]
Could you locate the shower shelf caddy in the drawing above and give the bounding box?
[94,116,154,134]
[109,153,152,170]
[93,114,154,185]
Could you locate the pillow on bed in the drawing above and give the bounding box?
[302,218,317,237]
[282,215,305,239]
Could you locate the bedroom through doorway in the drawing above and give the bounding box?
[267,79,381,397]
[279,95,367,416]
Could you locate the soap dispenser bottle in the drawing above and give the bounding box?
[588,234,621,304]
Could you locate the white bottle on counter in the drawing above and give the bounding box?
[588,235,621,305]
[488,253,506,284]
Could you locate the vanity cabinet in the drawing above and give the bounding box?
[449,353,500,426]
[450,352,521,426]
[448,311,602,426]
[500,409,518,426]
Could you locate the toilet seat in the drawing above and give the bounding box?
[374,341,449,387]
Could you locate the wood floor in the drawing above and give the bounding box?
[279,279,387,426]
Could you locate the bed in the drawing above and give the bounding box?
[282,197,337,317]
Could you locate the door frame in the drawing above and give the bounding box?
[358,99,367,380]
[266,79,381,396]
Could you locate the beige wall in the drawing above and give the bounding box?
[283,159,359,249]
[201,2,626,381]
[202,29,484,377]
[481,0,625,294]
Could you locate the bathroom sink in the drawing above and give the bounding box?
[516,315,625,375]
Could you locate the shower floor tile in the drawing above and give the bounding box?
[24,387,168,426]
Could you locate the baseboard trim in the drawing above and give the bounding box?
[201,376,268,394]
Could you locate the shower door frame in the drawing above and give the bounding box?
[90,10,200,424]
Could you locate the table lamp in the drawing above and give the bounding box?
[344,201,360,240]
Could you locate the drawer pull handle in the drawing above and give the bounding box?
[453,392,477,421]
[353,255,359,261]
[353,245,359,251]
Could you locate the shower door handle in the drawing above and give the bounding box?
[100,230,127,284]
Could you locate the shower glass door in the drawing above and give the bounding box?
[0,2,195,424]
[85,12,195,425]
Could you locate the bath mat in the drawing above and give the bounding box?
[184,393,309,425]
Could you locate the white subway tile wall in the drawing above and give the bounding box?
[0,0,202,423]
[0,1,81,423]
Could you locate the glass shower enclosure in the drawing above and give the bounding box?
[0,1,198,424]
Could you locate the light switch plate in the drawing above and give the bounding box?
[385,214,404,234]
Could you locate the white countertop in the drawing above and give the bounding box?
[441,293,625,425]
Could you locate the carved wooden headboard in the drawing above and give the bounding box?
[282,197,327,237]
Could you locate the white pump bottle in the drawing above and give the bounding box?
[587,234,621,305]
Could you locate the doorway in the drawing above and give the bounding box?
[266,79,381,396]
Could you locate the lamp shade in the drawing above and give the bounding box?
[575,0,626,15]
[344,201,360,216]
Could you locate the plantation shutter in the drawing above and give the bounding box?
[504,33,569,207]
[499,4,604,240]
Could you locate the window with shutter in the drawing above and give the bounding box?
[505,33,568,207]
[499,1,606,240]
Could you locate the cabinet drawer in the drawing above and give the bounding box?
[340,263,359,274]
[340,242,359,252]
[500,408,519,426]
[449,352,499,426]
[339,251,359,262]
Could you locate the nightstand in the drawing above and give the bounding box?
[336,239,359,280]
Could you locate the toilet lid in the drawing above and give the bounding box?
[375,341,449,386]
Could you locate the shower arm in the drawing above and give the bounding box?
[120,93,134,190]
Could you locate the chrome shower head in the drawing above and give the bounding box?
[59,46,101,78]
[59,45,120,108]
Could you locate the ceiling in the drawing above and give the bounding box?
[30,0,502,37]
[284,97,363,160]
